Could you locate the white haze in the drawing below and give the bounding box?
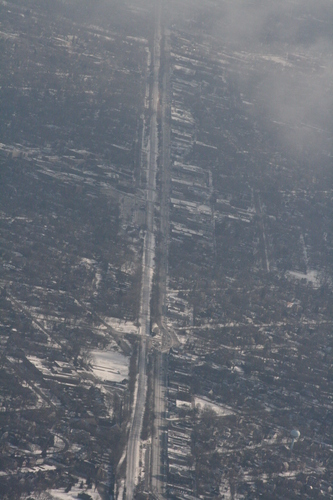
[165,0,333,159]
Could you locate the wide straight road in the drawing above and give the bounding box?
[125,2,161,498]
[151,351,166,497]
[150,20,171,500]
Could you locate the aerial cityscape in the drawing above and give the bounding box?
[0,0,333,499]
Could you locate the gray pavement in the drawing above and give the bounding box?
[124,2,161,498]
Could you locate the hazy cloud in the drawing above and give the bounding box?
[215,1,333,157]
[212,0,333,47]
[167,0,333,159]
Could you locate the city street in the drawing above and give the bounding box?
[125,1,162,498]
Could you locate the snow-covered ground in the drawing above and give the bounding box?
[117,480,125,500]
[287,269,320,287]
[102,316,139,335]
[25,482,102,500]
[194,396,234,417]
[90,349,129,383]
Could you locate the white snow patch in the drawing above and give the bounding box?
[95,271,102,289]
[287,270,320,287]
[38,482,102,500]
[176,400,192,409]
[91,349,129,383]
[117,480,125,500]
[102,316,139,335]
[80,257,97,268]
[26,355,47,373]
[261,54,293,67]
[194,396,234,417]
